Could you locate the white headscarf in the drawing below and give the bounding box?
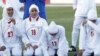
[29,4,40,13]
[2,4,19,20]
[48,21,59,34]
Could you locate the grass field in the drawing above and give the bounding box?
[0,6,100,56]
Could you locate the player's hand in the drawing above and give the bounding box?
[11,18,16,25]
[26,43,32,48]
[0,46,6,51]
[9,18,16,25]
[77,49,85,56]
[24,43,32,50]
[32,45,38,50]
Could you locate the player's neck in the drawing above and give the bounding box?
[30,16,39,21]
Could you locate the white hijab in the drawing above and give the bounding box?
[2,4,19,21]
[29,4,40,14]
[48,21,59,34]
[28,4,40,21]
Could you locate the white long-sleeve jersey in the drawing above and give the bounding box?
[79,23,95,51]
[0,18,22,47]
[87,19,100,52]
[41,25,69,56]
[22,17,48,46]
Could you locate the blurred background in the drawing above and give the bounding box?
[45,0,100,4]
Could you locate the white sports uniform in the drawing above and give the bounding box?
[41,21,69,56]
[72,0,97,47]
[87,18,100,56]
[0,5,22,56]
[79,21,96,56]
[22,16,48,56]
[22,4,48,56]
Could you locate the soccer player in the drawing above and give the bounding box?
[78,18,97,56]
[84,18,100,56]
[41,21,69,56]
[0,4,22,56]
[22,4,48,56]
[70,0,97,51]
[19,0,46,19]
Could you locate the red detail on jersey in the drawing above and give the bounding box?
[36,16,39,21]
[29,16,31,22]
[29,16,39,22]
[8,31,13,37]
[31,29,36,35]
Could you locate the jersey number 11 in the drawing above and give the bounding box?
[8,31,13,37]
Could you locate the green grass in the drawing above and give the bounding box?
[0,7,3,18]
[0,6,100,56]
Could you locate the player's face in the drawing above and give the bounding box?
[30,8,38,18]
[7,7,13,17]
